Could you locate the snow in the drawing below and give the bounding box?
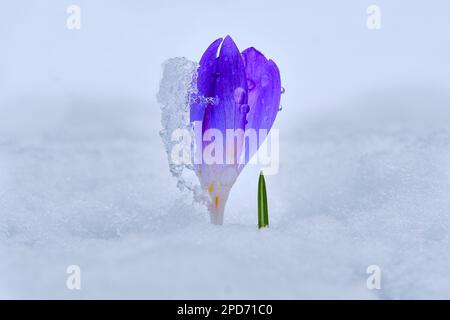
[2,88,450,299]
[157,58,205,199]
[2,0,450,299]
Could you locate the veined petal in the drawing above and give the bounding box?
[241,47,268,131]
[202,36,249,168]
[212,35,248,133]
[190,37,222,123]
[242,47,268,92]
[240,48,281,167]
[257,59,281,131]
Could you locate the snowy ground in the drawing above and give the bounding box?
[1,87,450,299]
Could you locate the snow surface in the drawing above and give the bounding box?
[1,88,450,299]
[2,0,450,299]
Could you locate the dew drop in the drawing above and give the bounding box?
[247,79,255,90]
[233,87,246,104]
[281,87,285,94]
[278,105,283,111]
[240,104,250,114]
[261,74,270,87]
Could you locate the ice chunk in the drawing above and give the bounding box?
[157,58,207,203]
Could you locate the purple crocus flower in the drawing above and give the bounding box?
[190,36,281,224]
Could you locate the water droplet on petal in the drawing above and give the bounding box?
[240,104,250,114]
[278,105,283,111]
[281,87,285,94]
[261,74,270,87]
[247,79,255,90]
[234,87,246,104]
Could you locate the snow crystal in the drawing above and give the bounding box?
[157,58,207,203]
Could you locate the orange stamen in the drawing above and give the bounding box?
[215,195,219,208]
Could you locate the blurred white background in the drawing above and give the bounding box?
[2,0,449,112]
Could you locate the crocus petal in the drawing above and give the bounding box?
[240,48,281,166]
[204,36,248,134]
[241,47,268,131]
[202,36,249,169]
[242,48,281,132]
[256,59,281,131]
[199,36,249,196]
[190,37,222,123]
[242,47,268,93]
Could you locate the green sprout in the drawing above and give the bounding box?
[258,171,269,229]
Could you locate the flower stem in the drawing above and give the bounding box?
[208,186,231,225]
